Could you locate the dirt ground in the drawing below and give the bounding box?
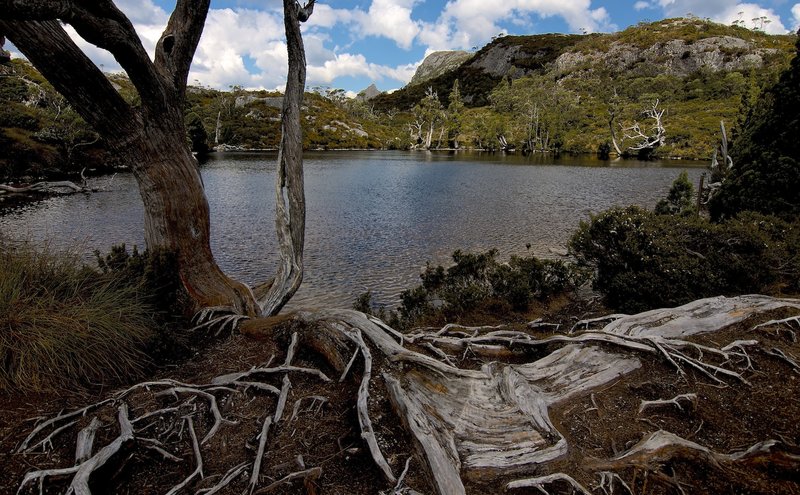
[1,303,799,495]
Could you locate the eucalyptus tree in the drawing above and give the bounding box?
[0,0,314,317]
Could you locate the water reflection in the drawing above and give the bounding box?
[0,151,704,309]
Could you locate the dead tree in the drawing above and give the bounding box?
[607,88,624,156]
[702,120,734,206]
[0,0,312,317]
[623,99,666,158]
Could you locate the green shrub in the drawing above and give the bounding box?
[393,249,583,328]
[711,33,800,220]
[0,240,156,391]
[655,171,696,216]
[570,206,800,312]
[95,244,187,318]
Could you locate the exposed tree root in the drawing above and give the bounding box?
[638,393,698,415]
[598,471,634,495]
[570,314,628,334]
[506,472,592,493]
[590,430,800,475]
[19,404,134,495]
[252,466,321,494]
[13,295,800,494]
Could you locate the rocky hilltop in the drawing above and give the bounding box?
[376,18,794,110]
[409,50,471,86]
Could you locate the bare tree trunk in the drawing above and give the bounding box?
[214,110,222,145]
[425,123,434,149]
[608,114,623,156]
[255,0,314,316]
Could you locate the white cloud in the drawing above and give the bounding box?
[792,3,800,31]
[352,0,422,49]
[658,1,788,34]
[306,52,419,85]
[634,1,653,11]
[190,8,289,90]
[115,0,169,25]
[306,4,356,29]
[418,0,613,51]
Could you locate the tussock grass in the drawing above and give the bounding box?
[0,239,155,391]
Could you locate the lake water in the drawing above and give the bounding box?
[0,150,705,309]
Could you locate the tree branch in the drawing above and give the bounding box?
[0,19,137,140]
[1,0,171,111]
[154,0,211,100]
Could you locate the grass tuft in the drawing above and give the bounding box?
[0,239,155,391]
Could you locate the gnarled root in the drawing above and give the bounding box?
[15,295,800,494]
[591,430,800,476]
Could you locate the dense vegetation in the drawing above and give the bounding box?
[710,30,800,220]
[570,207,799,312]
[0,240,154,390]
[0,239,192,391]
[0,60,110,180]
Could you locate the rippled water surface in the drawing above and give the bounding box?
[0,151,704,308]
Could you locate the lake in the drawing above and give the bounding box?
[0,150,705,309]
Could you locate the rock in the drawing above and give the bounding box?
[554,35,776,77]
[470,44,523,77]
[409,50,472,86]
[235,95,284,109]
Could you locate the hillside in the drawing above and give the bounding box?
[381,18,793,110]
[376,18,796,158]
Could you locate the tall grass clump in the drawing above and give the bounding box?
[0,239,155,391]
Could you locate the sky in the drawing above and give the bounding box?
[6,0,800,95]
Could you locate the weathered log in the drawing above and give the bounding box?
[0,181,90,195]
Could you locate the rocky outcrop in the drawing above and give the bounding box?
[409,50,471,86]
[555,36,777,77]
[234,95,283,109]
[469,44,524,78]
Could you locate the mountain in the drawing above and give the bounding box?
[374,33,586,109]
[356,84,382,101]
[375,18,795,111]
[409,50,471,86]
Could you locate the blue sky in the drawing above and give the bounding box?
[8,0,800,94]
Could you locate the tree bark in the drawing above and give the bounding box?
[255,0,313,316]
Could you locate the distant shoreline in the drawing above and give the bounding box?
[209,147,710,161]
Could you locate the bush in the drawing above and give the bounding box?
[570,206,800,312]
[0,240,156,391]
[95,244,188,318]
[655,171,696,216]
[393,249,584,328]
